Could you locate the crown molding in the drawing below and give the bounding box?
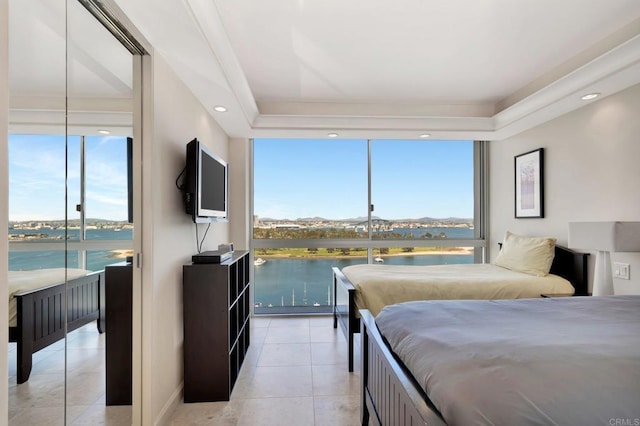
[9,96,133,135]
[250,114,494,140]
[184,0,259,128]
[493,32,640,136]
[246,30,640,140]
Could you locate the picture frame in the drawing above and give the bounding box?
[514,148,544,218]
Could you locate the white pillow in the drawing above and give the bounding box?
[494,231,556,276]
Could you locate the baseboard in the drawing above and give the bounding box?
[154,382,183,426]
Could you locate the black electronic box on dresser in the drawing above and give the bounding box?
[182,250,251,402]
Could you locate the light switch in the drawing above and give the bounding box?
[613,262,630,280]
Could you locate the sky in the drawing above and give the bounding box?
[9,136,475,222]
[253,138,474,220]
[9,134,129,222]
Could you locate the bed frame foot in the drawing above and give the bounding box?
[348,330,354,372]
[16,342,33,384]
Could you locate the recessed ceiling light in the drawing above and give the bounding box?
[327,133,339,138]
[97,129,110,135]
[581,93,600,101]
[213,105,228,112]
[419,133,431,138]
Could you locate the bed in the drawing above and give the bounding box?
[8,268,105,384]
[333,243,589,371]
[360,296,640,425]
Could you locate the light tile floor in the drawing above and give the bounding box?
[169,315,362,425]
[8,322,132,425]
[7,315,361,425]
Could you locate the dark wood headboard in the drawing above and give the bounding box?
[550,245,589,296]
[497,244,589,296]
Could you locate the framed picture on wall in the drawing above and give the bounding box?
[514,148,544,218]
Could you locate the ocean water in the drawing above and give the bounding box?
[9,226,475,309]
[253,226,476,309]
[372,226,474,239]
[253,252,474,309]
[9,228,133,271]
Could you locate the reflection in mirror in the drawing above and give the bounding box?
[66,0,134,423]
[8,0,134,423]
[8,0,68,423]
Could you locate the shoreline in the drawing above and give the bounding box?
[255,247,474,260]
[109,249,135,258]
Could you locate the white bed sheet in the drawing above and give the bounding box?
[376,296,640,426]
[8,268,91,327]
[342,263,574,316]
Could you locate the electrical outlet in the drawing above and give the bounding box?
[613,262,630,280]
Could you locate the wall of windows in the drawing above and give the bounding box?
[252,138,487,314]
[8,134,133,271]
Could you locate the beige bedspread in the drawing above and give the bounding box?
[342,263,574,316]
[8,268,91,327]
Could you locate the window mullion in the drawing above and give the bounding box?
[474,140,489,263]
[80,135,87,268]
[80,135,86,241]
[367,139,373,263]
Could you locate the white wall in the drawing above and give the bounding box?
[0,0,9,421]
[144,53,230,424]
[229,137,251,251]
[489,83,640,295]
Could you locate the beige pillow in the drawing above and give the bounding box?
[494,231,556,276]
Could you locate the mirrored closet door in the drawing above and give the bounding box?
[8,1,141,423]
[8,0,70,422]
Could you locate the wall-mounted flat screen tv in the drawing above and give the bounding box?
[183,138,228,223]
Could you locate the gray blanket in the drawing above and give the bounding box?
[375,295,640,426]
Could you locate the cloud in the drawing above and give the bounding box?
[9,134,132,220]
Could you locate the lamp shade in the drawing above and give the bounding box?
[568,222,640,252]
